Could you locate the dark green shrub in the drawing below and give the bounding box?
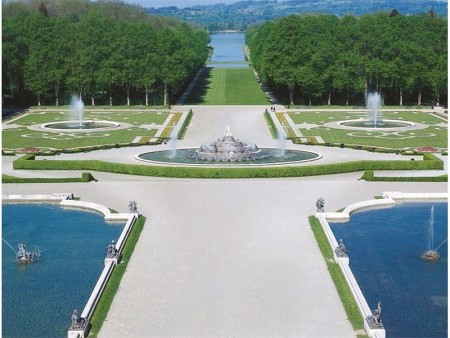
[264,109,278,138]
[177,109,193,139]
[361,170,447,182]
[13,154,443,178]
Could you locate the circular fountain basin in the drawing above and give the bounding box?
[337,119,415,130]
[42,120,120,131]
[135,148,322,166]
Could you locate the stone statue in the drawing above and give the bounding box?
[366,302,383,329]
[107,240,118,258]
[316,197,325,212]
[335,239,348,257]
[17,243,28,259]
[70,309,85,329]
[16,242,41,264]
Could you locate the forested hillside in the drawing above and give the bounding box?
[246,12,447,106]
[147,0,447,31]
[2,0,210,106]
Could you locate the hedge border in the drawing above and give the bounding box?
[177,109,193,140]
[308,216,367,335]
[2,172,95,183]
[264,109,278,138]
[13,153,443,179]
[361,170,448,182]
[88,216,146,337]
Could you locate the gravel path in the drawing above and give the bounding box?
[3,105,447,337]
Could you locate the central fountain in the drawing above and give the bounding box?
[136,125,322,165]
[188,126,270,162]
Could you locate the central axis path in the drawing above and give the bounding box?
[96,104,358,338]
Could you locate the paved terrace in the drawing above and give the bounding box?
[2,105,447,337]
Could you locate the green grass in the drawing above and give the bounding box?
[286,111,447,149]
[185,68,270,105]
[308,216,365,332]
[2,110,171,151]
[89,216,146,337]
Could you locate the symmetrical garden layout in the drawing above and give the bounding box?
[276,110,447,151]
[3,108,447,155]
[2,109,182,153]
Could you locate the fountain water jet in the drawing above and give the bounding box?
[423,206,441,261]
[336,92,414,129]
[41,95,119,131]
[71,95,84,126]
[2,238,17,254]
[365,92,383,127]
[277,131,286,157]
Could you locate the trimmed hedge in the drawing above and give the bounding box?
[308,216,364,331]
[177,109,193,139]
[361,170,448,182]
[13,153,444,179]
[88,216,146,337]
[264,109,278,138]
[2,172,95,183]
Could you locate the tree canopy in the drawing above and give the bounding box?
[246,12,447,106]
[2,0,209,106]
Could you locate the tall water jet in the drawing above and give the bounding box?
[42,95,119,130]
[71,95,84,126]
[423,206,440,261]
[365,92,383,126]
[277,129,286,157]
[2,238,17,255]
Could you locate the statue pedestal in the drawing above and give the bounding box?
[67,324,89,338]
[105,255,121,266]
[333,252,349,264]
[364,317,385,338]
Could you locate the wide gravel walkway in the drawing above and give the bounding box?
[3,105,447,337]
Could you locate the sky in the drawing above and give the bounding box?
[125,0,240,8]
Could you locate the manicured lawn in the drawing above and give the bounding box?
[286,111,447,150]
[185,67,270,105]
[2,110,173,151]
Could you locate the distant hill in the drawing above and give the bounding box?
[145,0,447,31]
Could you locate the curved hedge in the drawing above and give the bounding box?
[13,153,444,179]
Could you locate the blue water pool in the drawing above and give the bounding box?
[2,203,124,338]
[209,32,246,63]
[330,202,447,338]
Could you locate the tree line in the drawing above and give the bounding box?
[2,0,210,107]
[246,12,447,106]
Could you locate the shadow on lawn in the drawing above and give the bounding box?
[184,68,213,104]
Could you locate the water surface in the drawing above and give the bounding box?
[330,202,447,338]
[2,203,124,338]
[209,32,248,67]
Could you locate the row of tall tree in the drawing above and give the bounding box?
[246,12,447,106]
[3,0,210,106]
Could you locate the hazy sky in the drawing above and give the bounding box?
[125,0,241,8]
